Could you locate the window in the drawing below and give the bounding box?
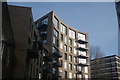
[85,67,88,73]
[64,45,67,52]
[64,53,67,60]
[78,33,86,41]
[79,59,86,64]
[74,57,77,63]
[52,47,57,53]
[74,41,77,47]
[54,17,58,28]
[38,17,48,27]
[74,65,76,71]
[78,44,86,48]
[64,36,67,43]
[69,55,72,62]
[60,23,67,35]
[54,29,58,37]
[69,29,76,39]
[74,48,77,55]
[69,39,72,45]
[65,71,67,78]
[64,62,67,69]
[85,75,88,80]
[60,42,63,49]
[69,72,72,78]
[53,36,55,44]
[61,34,63,41]
[69,47,72,53]
[79,75,82,79]
[69,63,72,70]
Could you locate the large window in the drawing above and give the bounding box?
[38,17,48,27]
[79,59,86,64]
[54,17,58,28]
[69,72,72,78]
[74,48,77,55]
[78,44,86,48]
[85,67,88,73]
[64,62,67,69]
[64,36,67,43]
[69,55,72,62]
[52,47,57,53]
[69,63,72,70]
[64,45,67,52]
[54,29,58,37]
[74,41,77,47]
[60,42,63,49]
[53,36,55,44]
[64,53,67,60]
[61,34,63,41]
[69,47,72,53]
[69,39,72,45]
[64,71,67,78]
[60,23,67,35]
[78,33,86,41]
[69,29,76,39]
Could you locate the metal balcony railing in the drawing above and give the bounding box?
[75,55,89,59]
[76,39,88,44]
[52,71,62,77]
[32,41,43,50]
[43,68,53,74]
[53,51,62,58]
[27,49,39,59]
[75,63,89,67]
[37,24,48,30]
[76,47,88,51]
[52,60,61,67]
[43,55,53,62]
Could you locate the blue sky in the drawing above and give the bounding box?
[8,2,118,56]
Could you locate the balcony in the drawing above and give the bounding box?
[40,32,47,38]
[32,41,43,50]
[76,39,88,44]
[75,71,82,74]
[52,60,61,67]
[52,71,62,77]
[76,47,88,51]
[1,40,14,47]
[27,49,39,59]
[75,63,89,67]
[43,68,52,74]
[43,55,53,62]
[37,24,48,30]
[75,55,89,59]
[53,51,62,58]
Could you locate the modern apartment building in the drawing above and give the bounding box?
[116,1,120,56]
[91,55,120,80]
[1,3,43,79]
[1,2,90,80]
[35,11,91,79]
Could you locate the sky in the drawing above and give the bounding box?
[8,2,118,56]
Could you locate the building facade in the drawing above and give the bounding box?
[1,4,43,79]
[91,55,120,80]
[35,11,91,79]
